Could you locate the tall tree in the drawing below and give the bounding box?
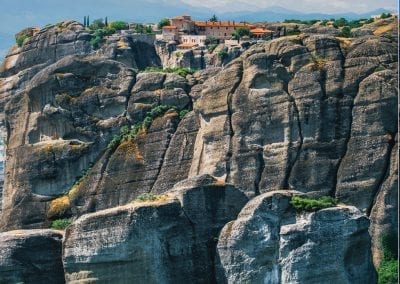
[209,14,218,22]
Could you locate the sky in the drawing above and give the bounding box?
[182,0,397,13]
[0,0,397,61]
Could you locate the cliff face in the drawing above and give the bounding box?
[0,18,397,283]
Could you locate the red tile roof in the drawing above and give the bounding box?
[194,21,254,28]
[162,25,178,29]
[250,28,273,34]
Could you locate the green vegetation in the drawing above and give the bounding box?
[218,49,228,61]
[90,18,106,30]
[16,34,29,47]
[109,20,128,30]
[378,232,398,284]
[290,196,337,211]
[179,109,190,119]
[107,105,189,150]
[286,25,301,36]
[204,36,219,46]
[380,13,392,19]
[136,192,165,202]
[207,43,218,53]
[50,218,72,230]
[310,54,328,70]
[283,19,319,25]
[135,24,154,34]
[209,14,218,22]
[90,27,116,49]
[140,66,195,77]
[338,26,351,38]
[374,65,386,73]
[232,27,250,40]
[158,18,171,29]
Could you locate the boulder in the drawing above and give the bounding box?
[0,229,64,283]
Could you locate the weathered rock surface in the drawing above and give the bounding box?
[0,229,64,283]
[216,191,376,284]
[63,175,248,283]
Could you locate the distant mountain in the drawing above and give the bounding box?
[218,7,393,22]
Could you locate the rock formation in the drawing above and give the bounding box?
[0,17,397,283]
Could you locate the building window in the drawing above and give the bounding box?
[224,33,227,36]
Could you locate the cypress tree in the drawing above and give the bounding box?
[105,17,108,27]
[84,16,87,27]
[87,15,90,27]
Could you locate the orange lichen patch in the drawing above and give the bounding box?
[336,37,353,50]
[155,89,162,96]
[213,179,226,187]
[373,24,394,35]
[135,103,151,109]
[48,196,70,219]
[163,111,179,119]
[118,140,144,160]
[117,39,129,49]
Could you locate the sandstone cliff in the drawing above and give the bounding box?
[0,18,397,283]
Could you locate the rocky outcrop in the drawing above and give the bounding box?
[63,175,248,283]
[0,229,64,283]
[216,191,376,284]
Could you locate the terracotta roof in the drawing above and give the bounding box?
[177,43,198,48]
[250,28,273,34]
[194,21,254,28]
[162,25,178,29]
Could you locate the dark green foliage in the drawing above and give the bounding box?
[16,35,29,47]
[50,218,72,230]
[207,43,218,53]
[380,13,392,19]
[135,24,154,34]
[107,105,190,150]
[109,20,128,30]
[338,26,352,38]
[378,260,398,284]
[209,14,218,22]
[283,19,318,25]
[204,36,219,46]
[105,17,108,27]
[286,25,301,36]
[378,231,399,284]
[374,65,386,72]
[90,27,116,49]
[158,18,171,29]
[89,18,105,30]
[141,67,195,77]
[232,27,250,40]
[218,50,228,61]
[179,109,190,119]
[290,196,337,211]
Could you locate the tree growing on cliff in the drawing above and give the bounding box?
[232,27,250,40]
[90,18,105,30]
[158,18,170,29]
[209,14,218,22]
[109,21,128,30]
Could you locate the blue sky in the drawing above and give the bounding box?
[0,0,397,61]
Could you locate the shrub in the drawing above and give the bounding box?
[141,67,194,78]
[207,43,218,53]
[380,13,392,19]
[378,260,398,284]
[50,218,72,230]
[179,109,189,119]
[89,18,105,30]
[158,18,171,29]
[135,192,161,202]
[16,35,29,47]
[338,26,352,38]
[374,65,386,72]
[109,20,128,30]
[90,27,116,49]
[290,196,337,211]
[286,25,301,36]
[310,54,328,70]
[218,50,228,61]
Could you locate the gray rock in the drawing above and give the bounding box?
[216,191,376,284]
[63,175,248,283]
[0,229,64,283]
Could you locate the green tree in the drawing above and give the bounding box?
[90,18,105,30]
[209,14,218,22]
[338,26,351,38]
[158,18,170,29]
[109,21,128,30]
[232,27,250,40]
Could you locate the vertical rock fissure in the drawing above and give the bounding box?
[225,62,244,183]
[283,84,303,189]
[366,133,396,216]
[254,148,265,196]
